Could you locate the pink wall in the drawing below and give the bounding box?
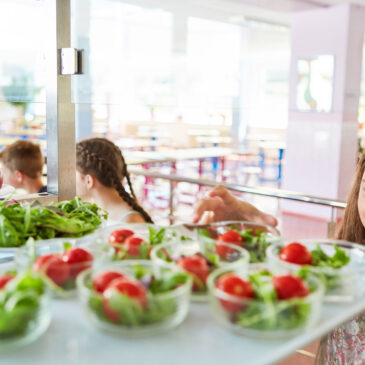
[283,4,365,218]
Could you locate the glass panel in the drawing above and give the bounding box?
[0,1,46,104]
[0,0,48,198]
[71,0,290,141]
[71,0,291,221]
[0,101,47,196]
[185,17,241,125]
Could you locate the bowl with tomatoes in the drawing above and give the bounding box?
[150,239,250,301]
[186,221,280,264]
[15,238,96,298]
[207,264,324,339]
[0,262,51,350]
[266,239,365,302]
[76,260,192,336]
[93,224,176,261]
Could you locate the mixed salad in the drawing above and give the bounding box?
[0,270,47,340]
[213,269,316,331]
[0,197,106,247]
[31,243,94,293]
[153,241,245,293]
[107,226,168,260]
[277,242,350,291]
[84,265,190,326]
[199,226,274,263]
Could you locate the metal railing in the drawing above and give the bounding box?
[130,169,347,236]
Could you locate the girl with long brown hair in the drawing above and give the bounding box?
[76,138,153,224]
[317,153,365,364]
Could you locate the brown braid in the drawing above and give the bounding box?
[118,150,137,201]
[76,138,153,223]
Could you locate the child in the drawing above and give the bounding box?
[317,153,365,364]
[76,138,153,224]
[193,185,278,227]
[0,140,46,194]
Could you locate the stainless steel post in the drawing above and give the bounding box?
[46,0,76,201]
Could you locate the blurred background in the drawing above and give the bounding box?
[1,0,364,239]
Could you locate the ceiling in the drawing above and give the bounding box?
[126,0,365,26]
[199,0,365,25]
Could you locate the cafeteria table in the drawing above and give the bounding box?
[3,292,365,365]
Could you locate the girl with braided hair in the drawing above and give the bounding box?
[76,138,153,224]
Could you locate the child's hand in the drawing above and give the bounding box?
[192,186,278,227]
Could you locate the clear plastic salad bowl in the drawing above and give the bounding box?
[0,262,51,351]
[207,264,324,340]
[77,260,192,336]
[192,221,280,264]
[266,239,365,302]
[15,238,97,298]
[150,240,250,301]
[92,224,176,261]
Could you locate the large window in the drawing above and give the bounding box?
[71,0,291,141]
[0,0,48,197]
[243,24,290,130]
[184,17,241,126]
[0,0,46,143]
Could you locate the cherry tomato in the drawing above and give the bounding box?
[279,242,312,265]
[216,230,243,258]
[103,277,147,323]
[33,254,70,286]
[177,255,210,290]
[123,236,148,257]
[217,230,243,244]
[215,243,234,259]
[108,229,134,244]
[93,271,124,293]
[0,274,15,290]
[272,275,310,300]
[62,247,94,278]
[215,273,254,313]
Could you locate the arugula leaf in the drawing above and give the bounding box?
[197,228,211,238]
[138,242,150,259]
[63,242,72,251]
[0,271,45,339]
[297,266,340,292]
[148,226,166,246]
[236,299,310,330]
[108,292,144,326]
[239,229,271,263]
[133,265,148,280]
[149,271,189,294]
[202,242,221,266]
[311,244,350,269]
